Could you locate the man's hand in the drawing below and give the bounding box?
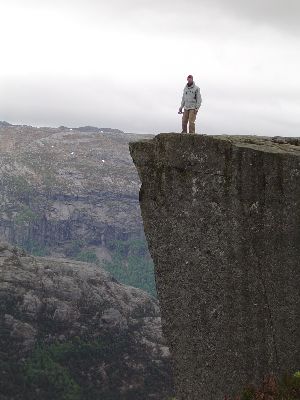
[194,108,199,113]
[178,107,183,114]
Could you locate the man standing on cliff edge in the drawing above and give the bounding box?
[178,74,202,134]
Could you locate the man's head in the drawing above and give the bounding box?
[187,74,193,85]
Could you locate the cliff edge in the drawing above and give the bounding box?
[129,133,300,400]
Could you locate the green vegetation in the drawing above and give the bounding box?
[66,237,157,297]
[14,206,39,225]
[23,344,81,400]
[65,240,99,263]
[64,239,85,258]
[104,238,156,297]
[41,170,60,188]
[22,337,129,399]
[3,175,34,196]
[21,239,50,256]
[0,332,172,399]
[75,250,98,264]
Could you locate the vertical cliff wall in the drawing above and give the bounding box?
[129,133,300,400]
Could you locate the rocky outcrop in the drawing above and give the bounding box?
[129,133,300,400]
[0,242,174,399]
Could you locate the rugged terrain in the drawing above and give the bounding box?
[0,123,176,398]
[0,122,153,260]
[0,241,174,399]
[130,133,300,400]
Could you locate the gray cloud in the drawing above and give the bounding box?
[207,0,300,33]
[6,0,300,34]
[1,0,300,136]
[71,0,300,35]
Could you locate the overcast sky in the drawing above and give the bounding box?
[1,0,300,135]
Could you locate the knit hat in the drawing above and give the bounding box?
[187,74,193,79]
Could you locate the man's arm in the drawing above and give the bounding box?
[179,89,185,113]
[180,91,185,108]
[195,87,202,109]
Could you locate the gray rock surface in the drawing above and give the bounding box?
[129,132,300,400]
[0,241,173,399]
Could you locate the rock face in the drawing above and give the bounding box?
[129,133,300,400]
[0,242,174,399]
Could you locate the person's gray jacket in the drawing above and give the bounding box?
[180,82,202,110]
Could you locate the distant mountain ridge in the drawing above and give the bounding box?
[0,121,12,127]
[0,121,124,133]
